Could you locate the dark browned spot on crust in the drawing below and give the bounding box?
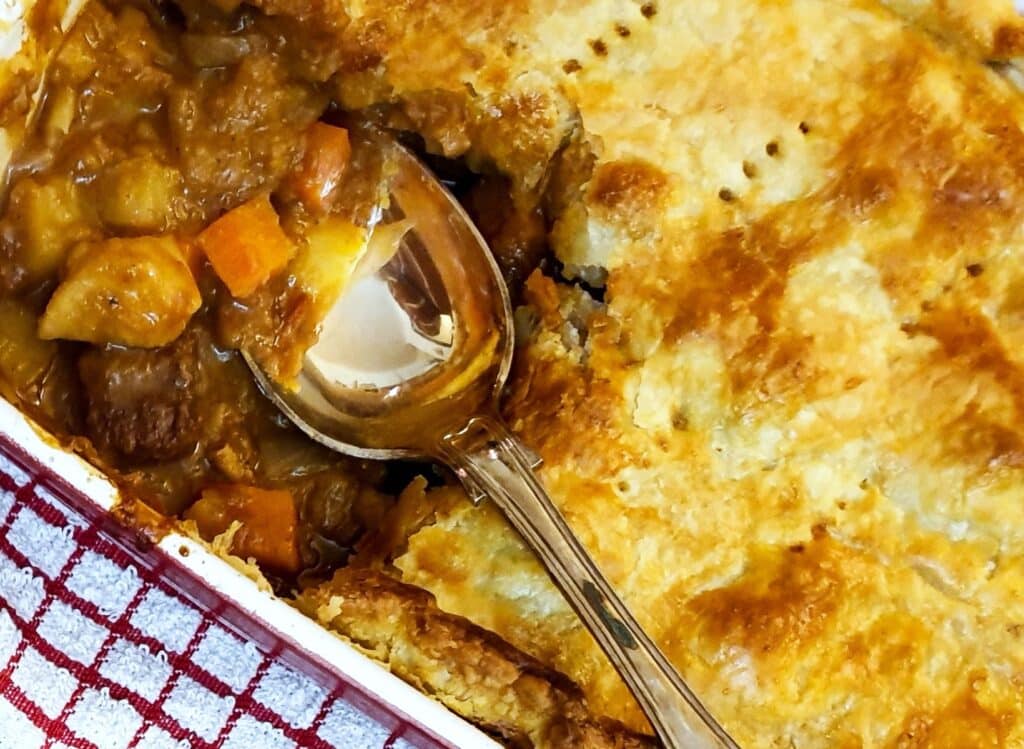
[614,23,631,38]
[798,121,811,134]
[657,218,809,343]
[918,305,1024,409]
[449,85,570,190]
[562,58,582,74]
[631,46,1024,411]
[718,187,736,202]
[953,412,1024,470]
[829,167,895,217]
[742,160,758,179]
[589,159,669,214]
[908,302,1024,468]
[894,681,1014,749]
[966,263,984,277]
[640,2,656,19]
[821,47,1024,306]
[689,538,843,655]
[994,25,1024,59]
[934,171,1010,208]
[606,193,827,404]
[589,38,608,56]
[927,162,1016,234]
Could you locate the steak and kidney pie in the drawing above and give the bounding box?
[3,0,1024,746]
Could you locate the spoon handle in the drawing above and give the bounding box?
[440,416,739,749]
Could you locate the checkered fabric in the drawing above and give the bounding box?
[0,439,448,749]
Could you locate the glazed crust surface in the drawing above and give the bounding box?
[284,0,1024,745]
[299,564,656,748]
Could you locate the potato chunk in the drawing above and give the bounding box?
[6,175,95,285]
[94,156,184,233]
[0,300,58,394]
[39,236,200,347]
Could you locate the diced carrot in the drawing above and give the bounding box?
[290,122,351,213]
[197,194,294,298]
[185,484,303,574]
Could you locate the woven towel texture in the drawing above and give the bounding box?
[0,446,440,749]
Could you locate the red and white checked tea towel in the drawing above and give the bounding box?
[0,440,443,749]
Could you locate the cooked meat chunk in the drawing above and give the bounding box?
[464,175,547,296]
[167,54,326,214]
[78,333,202,462]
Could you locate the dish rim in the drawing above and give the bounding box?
[0,395,500,749]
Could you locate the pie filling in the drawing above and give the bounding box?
[0,0,546,579]
[0,0,604,744]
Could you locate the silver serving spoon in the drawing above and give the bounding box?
[246,129,739,749]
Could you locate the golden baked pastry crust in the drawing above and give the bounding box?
[297,564,656,749]
[282,1,1024,746]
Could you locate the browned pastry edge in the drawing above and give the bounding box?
[296,566,657,748]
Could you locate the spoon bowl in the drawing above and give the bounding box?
[248,129,512,461]
[247,129,739,749]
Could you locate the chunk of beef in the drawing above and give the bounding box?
[78,333,203,463]
[167,54,326,216]
[463,175,548,298]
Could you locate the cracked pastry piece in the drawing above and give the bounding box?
[282,0,1024,746]
[298,565,656,749]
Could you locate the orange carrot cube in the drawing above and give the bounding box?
[197,194,294,298]
[291,122,351,213]
[185,484,303,574]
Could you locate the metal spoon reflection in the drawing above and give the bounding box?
[245,129,739,749]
